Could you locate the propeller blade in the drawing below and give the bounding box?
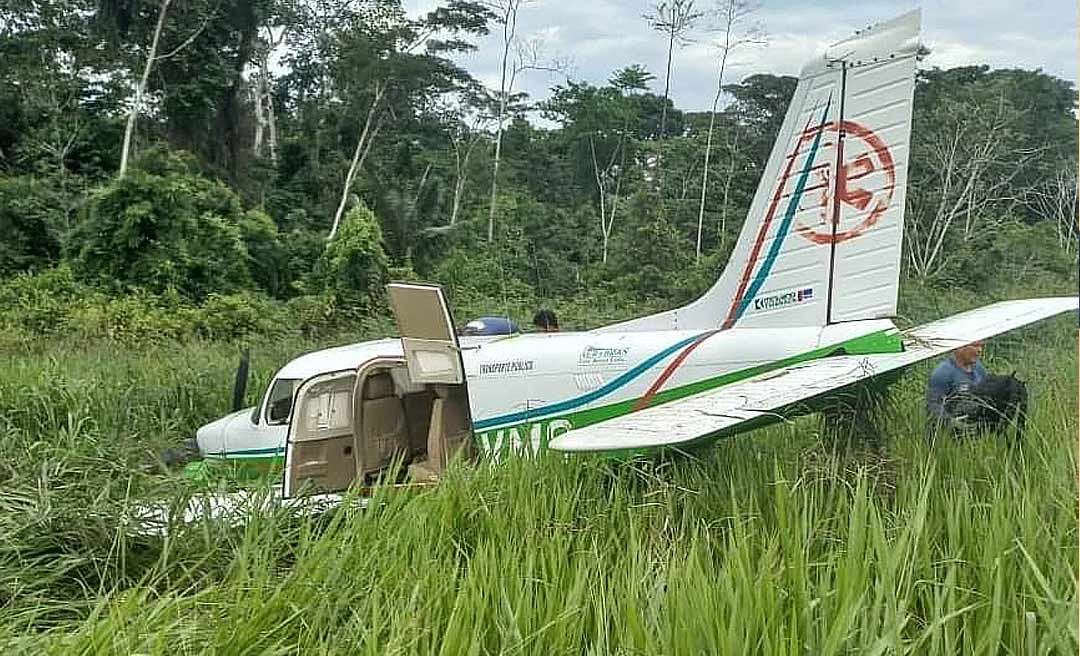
[232,348,250,412]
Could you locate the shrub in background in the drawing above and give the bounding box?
[238,209,288,297]
[69,152,252,301]
[307,202,390,310]
[0,264,94,336]
[0,176,67,276]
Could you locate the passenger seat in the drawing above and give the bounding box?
[359,372,408,475]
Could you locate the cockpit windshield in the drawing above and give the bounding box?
[265,378,300,424]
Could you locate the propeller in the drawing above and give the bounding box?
[232,348,251,413]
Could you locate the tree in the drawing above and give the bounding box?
[252,25,288,164]
[484,0,527,243]
[118,0,171,178]
[1027,167,1078,252]
[326,0,492,240]
[905,73,1044,280]
[483,2,563,242]
[71,149,253,299]
[310,201,391,307]
[0,177,66,276]
[103,0,264,180]
[722,73,797,166]
[543,69,651,263]
[694,0,763,261]
[643,0,702,197]
[430,86,494,228]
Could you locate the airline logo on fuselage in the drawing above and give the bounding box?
[579,346,629,366]
[752,287,813,312]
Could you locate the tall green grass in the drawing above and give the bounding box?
[0,317,1075,654]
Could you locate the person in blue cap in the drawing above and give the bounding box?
[926,339,986,434]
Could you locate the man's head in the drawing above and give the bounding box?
[533,309,559,332]
[953,339,984,367]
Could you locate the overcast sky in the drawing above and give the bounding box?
[403,0,1078,114]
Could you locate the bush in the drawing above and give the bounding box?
[238,209,288,297]
[938,220,1075,294]
[604,206,696,305]
[192,293,286,341]
[0,264,95,336]
[282,228,327,296]
[0,175,68,276]
[67,291,193,343]
[430,247,536,322]
[69,161,253,301]
[307,203,390,309]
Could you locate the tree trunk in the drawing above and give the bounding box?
[654,26,676,198]
[329,82,385,241]
[451,137,475,226]
[253,73,266,156]
[119,0,171,178]
[451,175,466,225]
[263,27,282,165]
[696,18,733,263]
[266,82,278,164]
[488,2,518,243]
[214,0,259,181]
[589,137,608,250]
[719,128,740,252]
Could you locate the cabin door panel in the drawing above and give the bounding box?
[283,370,357,497]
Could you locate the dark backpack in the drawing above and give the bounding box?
[947,371,1030,439]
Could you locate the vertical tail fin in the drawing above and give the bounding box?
[599,10,920,333]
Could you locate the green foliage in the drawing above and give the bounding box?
[0,175,68,275]
[70,162,253,300]
[603,194,697,303]
[0,266,379,345]
[933,220,1076,294]
[308,202,390,309]
[0,264,92,335]
[431,246,535,321]
[238,209,288,297]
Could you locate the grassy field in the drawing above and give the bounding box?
[0,314,1075,654]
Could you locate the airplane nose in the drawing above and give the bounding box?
[195,421,223,455]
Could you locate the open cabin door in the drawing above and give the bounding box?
[387,283,476,478]
[283,369,357,498]
[387,283,465,384]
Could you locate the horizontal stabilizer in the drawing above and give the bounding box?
[549,297,1077,452]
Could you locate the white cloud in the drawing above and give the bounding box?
[403,0,1076,115]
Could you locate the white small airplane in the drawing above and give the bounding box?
[187,9,1076,504]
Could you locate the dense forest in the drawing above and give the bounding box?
[1,0,1076,343]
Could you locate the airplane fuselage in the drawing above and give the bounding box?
[195,318,902,467]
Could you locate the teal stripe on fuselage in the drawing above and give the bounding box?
[472,331,704,430]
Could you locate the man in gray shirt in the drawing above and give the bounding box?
[926,339,987,434]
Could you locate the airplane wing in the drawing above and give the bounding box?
[548,297,1077,453]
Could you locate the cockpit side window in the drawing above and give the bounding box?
[265,378,301,425]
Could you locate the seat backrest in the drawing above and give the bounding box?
[426,385,472,473]
[358,373,408,475]
[363,372,396,400]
